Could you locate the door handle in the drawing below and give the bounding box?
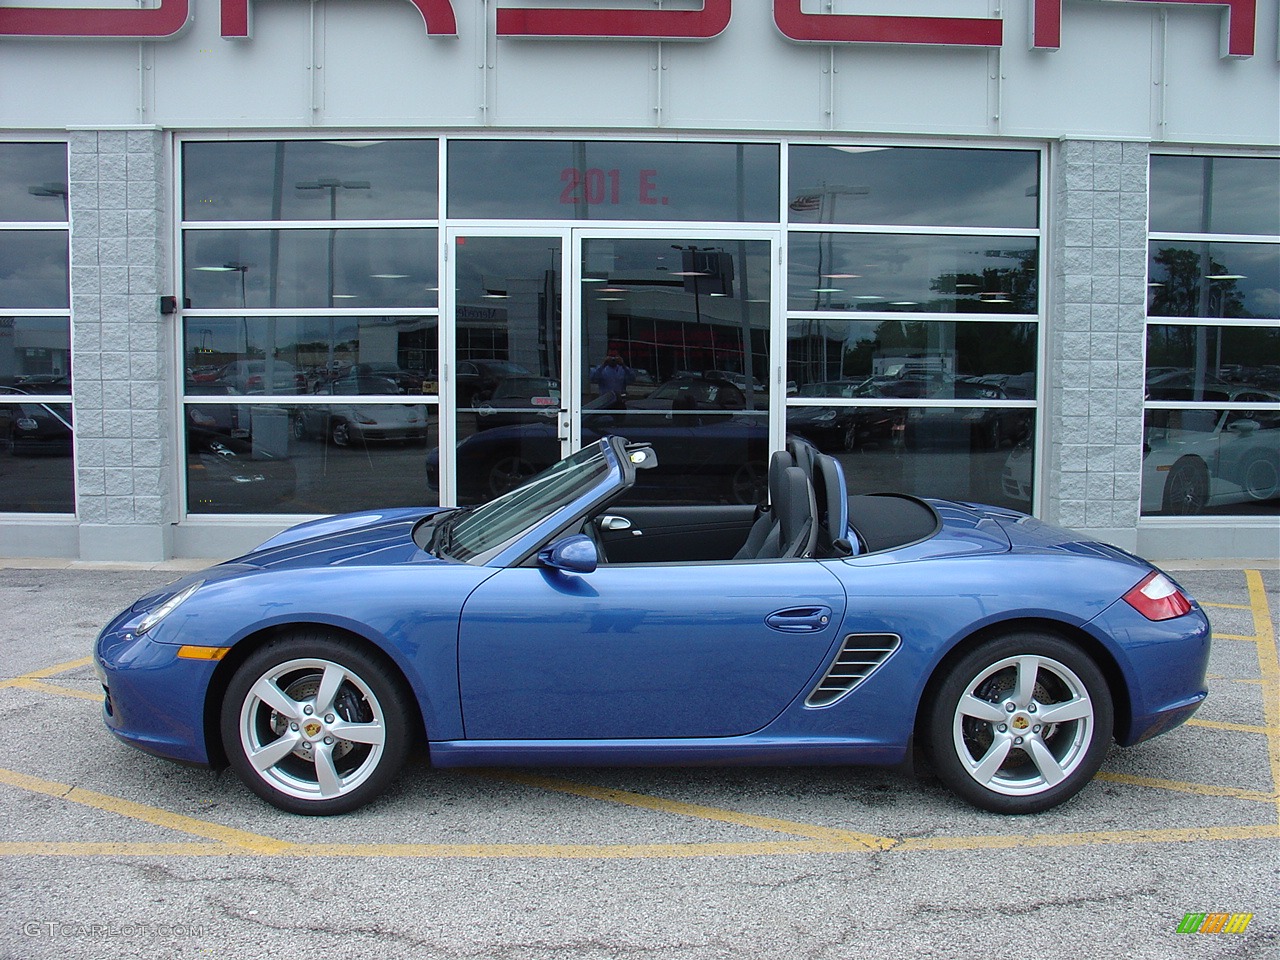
[765,606,833,633]
[600,515,631,531]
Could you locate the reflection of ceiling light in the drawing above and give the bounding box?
[854,295,882,300]
[810,287,843,293]
[371,273,409,279]
[672,271,710,277]
[194,265,238,272]
[598,287,629,293]
[955,283,979,289]
[332,294,359,299]
[1205,274,1246,280]
[709,292,728,297]
[483,294,508,299]
[1147,282,1165,287]
[598,297,625,302]
[983,297,1013,303]
[823,273,860,279]
[582,277,607,283]
[890,301,918,306]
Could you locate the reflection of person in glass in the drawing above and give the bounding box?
[589,350,636,409]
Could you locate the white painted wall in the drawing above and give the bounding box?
[1,0,1276,144]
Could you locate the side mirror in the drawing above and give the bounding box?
[537,534,598,575]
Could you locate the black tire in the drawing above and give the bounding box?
[1162,457,1209,515]
[220,632,414,815]
[486,454,537,496]
[728,460,768,505]
[925,633,1113,814]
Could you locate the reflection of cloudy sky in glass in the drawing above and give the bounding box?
[183,140,438,221]
[183,316,436,365]
[788,146,1038,229]
[449,141,778,221]
[1147,242,1280,320]
[788,234,1037,313]
[0,232,68,308]
[183,229,437,308]
[1150,156,1280,237]
[0,143,68,222]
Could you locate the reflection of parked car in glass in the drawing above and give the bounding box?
[456,359,532,407]
[628,375,754,414]
[0,387,73,456]
[431,392,768,505]
[787,379,911,452]
[328,362,424,395]
[905,378,1030,451]
[475,377,561,430]
[215,360,306,395]
[1142,390,1280,515]
[294,377,430,447]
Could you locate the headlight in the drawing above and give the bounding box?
[135,581,203,636]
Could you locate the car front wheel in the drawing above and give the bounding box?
[220,633,413,815]
[926,634,1113,814]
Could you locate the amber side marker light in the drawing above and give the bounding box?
[176,646,231,661]
[1123,571,1193,621]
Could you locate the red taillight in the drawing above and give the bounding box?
[1123,571,1193,621]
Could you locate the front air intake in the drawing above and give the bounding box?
[804,633,901,708]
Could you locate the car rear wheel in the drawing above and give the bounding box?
[926,633,1113,814]
[330,420,351,447]
[220,633,413,815]
[1162,457,1209,515]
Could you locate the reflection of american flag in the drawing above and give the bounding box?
[789,194,822,212]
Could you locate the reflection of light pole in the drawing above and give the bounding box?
[296,179,371,378]
[28,182,69,219]
[194,262,249,307]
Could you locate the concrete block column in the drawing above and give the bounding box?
[70,129,174,561]
[1044,139,1150,549]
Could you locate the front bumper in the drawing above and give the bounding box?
[95,617,216,766]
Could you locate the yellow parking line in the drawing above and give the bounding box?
[0,655,93,687]
[1203,602,1252,610]
[1095,771,1277,803]
[1186,718,1275,735]
[1217,633,1261,642]
[470,771,894,851]
[0,842,236,857]
[896,823,1280,852]
[4,678,101,702]
[1243,570,1280,828]
[0,768,294,855]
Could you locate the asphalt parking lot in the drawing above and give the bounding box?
[0,561,1276,960]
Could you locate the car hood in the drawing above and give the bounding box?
[235,507,447,571]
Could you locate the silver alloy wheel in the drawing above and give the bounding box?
[951,653,1094,797]
[237,657,387,802]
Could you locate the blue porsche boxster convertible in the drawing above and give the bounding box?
[95,436,1211,816]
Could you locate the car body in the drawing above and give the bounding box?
[786,379,911,453]
[473,376,562,431]
[214,359,306,396]
[98,436,1210,817]
[455,359,532,407]
[905,378,1031,451]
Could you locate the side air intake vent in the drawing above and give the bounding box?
[804,633,901,708]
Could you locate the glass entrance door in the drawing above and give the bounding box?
[449,233,568,504]
[445,229,776,506]
[575,233,775,505]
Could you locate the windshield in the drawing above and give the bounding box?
[436,444,613,562]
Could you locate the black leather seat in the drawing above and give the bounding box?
[733,450,793,560]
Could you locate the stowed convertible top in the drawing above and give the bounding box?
[847,493,941,554]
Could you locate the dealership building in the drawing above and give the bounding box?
[0,0,1276,563]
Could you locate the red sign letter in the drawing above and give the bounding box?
[221,0,457,39]
[0,0,190,39]
[1031,0,1255,59]
[773,0,1001,47]
[498,0,731,40]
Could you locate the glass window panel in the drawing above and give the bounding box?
[0,231,69,309]
[184,316,438,396]
[448,141,779,222]
[1146,325,1280,397]
[789,234,1038,314]
[1147,242,1280,320]
[580,237,771,406]
[0,399,74,511]
[186,401,438,514]
[182,140,438,221]
[822,413,1035,510]
[0,317,72,391]
[1149,155,1280,238]
[183,228,438,309]
[0,143,68,222]
[1142,407,1280,517]
[788,146,1039,228]
[787,318,1036,394]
